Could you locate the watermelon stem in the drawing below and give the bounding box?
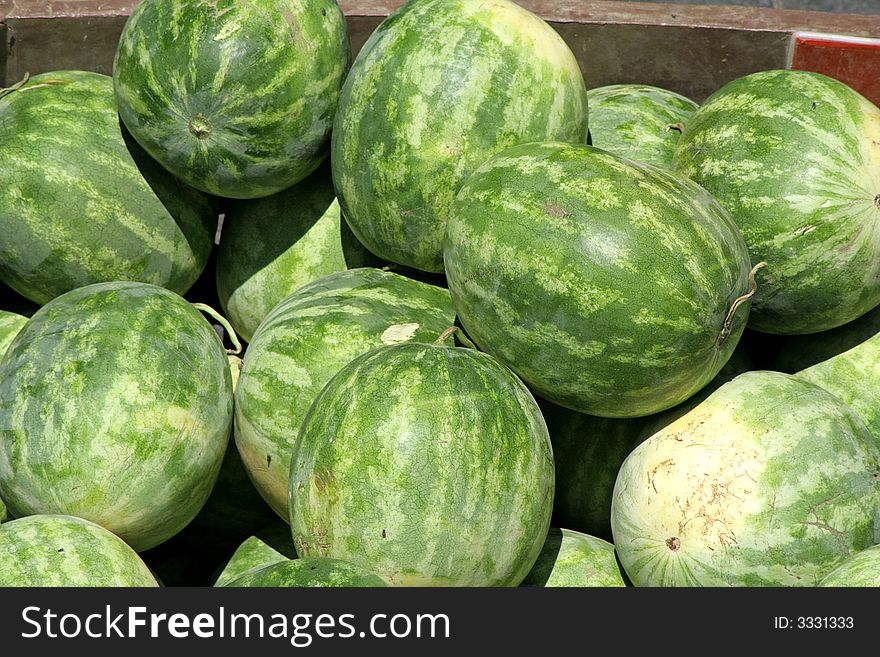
[0,73,30,100]
[435,326,478,350]
[435,326,459,344]
[717,262,767,346]
[874,194,880,208]
[192,302,242,355]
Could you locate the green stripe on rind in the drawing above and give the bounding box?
[214,535,287,586]
[114,0,350,199]
[215,163,380,342]
[0,281,233,551]
[289,342,554,586]
[223,558,387,587]
[235,268,455,518]
[612,371,880,587]
[792,316,880,447]
[0,310,27,357]
[819,544,880,586]
[0,71,215,306]
[673,70,880,335]
[587,84,698,168]
[520,528,625,587]
[444,141,753,418]
[332,0,588,273]
[0,515,159,586]
[0,497,6,523]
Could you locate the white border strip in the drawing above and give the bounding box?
[794,31,880,47]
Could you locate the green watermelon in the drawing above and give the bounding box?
[587,84,698,168]
[819,544,880,586]
[612,371,880,586]
[0,310,28,357]
[520,528,625,587]
[235,267,455,517]
[674,70,880,335]
[0,71,216,305]
[289,341,554,586]
[0,515,159,586]
[445,141,753,417]
[332,0,588,273]
[0,281,233,551]
[113,0,349,198]
[792,322,880,445]
[214,535,288,586]
[223,558,387,587]
[215,163,379,342]
[0,496,6,523]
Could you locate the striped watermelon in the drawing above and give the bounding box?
[674,70,880,334]
[0,282,233,551]
[289,341,554,586]
[113,0,349,199]
[215,163,379,342]
[793,324,880,445]
[332,0,588,273]
[0,515,158,586]
[520,528,626,587]
[819,544,880,586]
[612,371,880,586]
[214,535,287,586]
[223,558,387,587]
[0,71,216,305]
[0,310,28,357]
[235,268,455,517]
[587,84,698,168]
[445,141,753,417]
[0,496,6,523]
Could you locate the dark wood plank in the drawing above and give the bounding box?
[1,1,877,99]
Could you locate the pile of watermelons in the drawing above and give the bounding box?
[1,0,879,588]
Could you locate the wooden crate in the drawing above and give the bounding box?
[2,1,880,102]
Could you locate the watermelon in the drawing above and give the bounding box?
[214,535,288,586]
[0,515,159,586]
[444,141,753,417]
[819,544,880,586]
[520,528,626,587]
[0,310,28,357]
[289,341,554,586]
[113,0,349,199]
[215,162,379,342]
[0,281,233,551]
[612,371,880,586]
[674,70,880,335]
[792,322,880,445]
[223,558,387,587]
[332,0,589,273]
[0,71,216,305]
[587,84,698,168]
[0,497,6,523]
[235,267,455,517]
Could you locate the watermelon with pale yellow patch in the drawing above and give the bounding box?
[612,371,880,586]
